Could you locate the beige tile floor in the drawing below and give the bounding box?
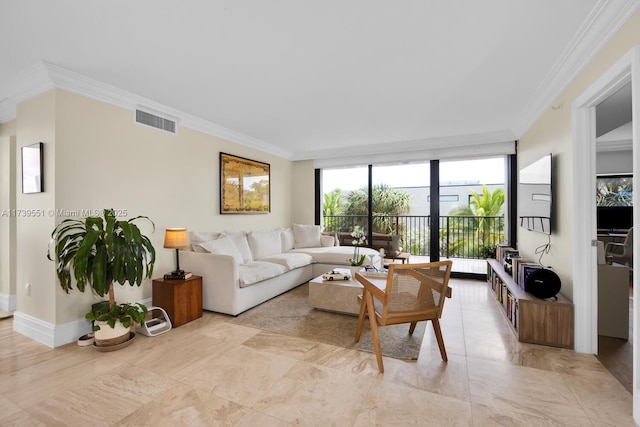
[0,278,635,426]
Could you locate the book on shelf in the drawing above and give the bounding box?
[496,244,512,264]
[503,249,520,260]
[520,264,543,292]
[164,271,192,280]
[511,257,526,281]
[503,249,520,275]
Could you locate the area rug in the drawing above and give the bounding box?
[228,283,425,360]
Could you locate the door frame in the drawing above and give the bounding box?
[571,46,639,419]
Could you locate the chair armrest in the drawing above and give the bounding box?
[354,272,387,302]
[605,242,625,254]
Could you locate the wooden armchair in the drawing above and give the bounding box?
[354,260,453,373]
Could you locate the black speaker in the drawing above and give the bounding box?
[525,268,561,299]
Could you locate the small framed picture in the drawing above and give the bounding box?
[22,142,43,194]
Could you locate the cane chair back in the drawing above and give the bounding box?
[355,260,453,373]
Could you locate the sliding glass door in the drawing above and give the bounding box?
[371,163,430,258]
[322,166,369,235]
[439,157,506,274]
[320,156,507,275]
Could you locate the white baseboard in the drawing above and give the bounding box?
[13,311,92,348]
[12,297,153,348]
[0,292,16,312]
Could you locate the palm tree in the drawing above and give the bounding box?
[447,185,505,257]
[323,188,343,216]
[343,184,411,234]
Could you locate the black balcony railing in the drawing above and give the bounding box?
[323,214,505,260]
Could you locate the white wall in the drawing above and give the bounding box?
[0,121,16,312]
[291,160,315,225]
[517,10,640,305]
[15,92,58,324]
[597,149,632,174]
[11,89,295,331]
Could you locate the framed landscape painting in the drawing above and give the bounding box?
[220,152,270,214]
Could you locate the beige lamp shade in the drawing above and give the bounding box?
[163,228,189,249]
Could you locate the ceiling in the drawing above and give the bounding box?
[596,82,633,152]
[0,1,638,160]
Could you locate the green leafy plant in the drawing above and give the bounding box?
[479,244,497,259]
[323,188,343,216]
[85,302,148,331]
[47,208,156,330]
[342,184,411,234]
[447,185,505,257]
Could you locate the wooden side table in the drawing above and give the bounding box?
[152,275,203,327]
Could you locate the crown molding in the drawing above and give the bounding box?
[1,61,294,160]
[307,131,516,169]
[297,129,515,162]
[511,0,640,138]
[0,62,53,122]
[180,115,292,159]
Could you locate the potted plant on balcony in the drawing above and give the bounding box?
[48,208,156,348]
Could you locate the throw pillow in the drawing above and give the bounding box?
[389,235,401,251]
[321,231,339,246]
[247,229,282,260]
[280,227,295,252]
[293,224,322,248]
[195,237,244,265]
[320,235,335,247]
[222,231,254,263]
[190,231,221,251]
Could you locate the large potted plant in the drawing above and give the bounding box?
[48,208,156,347]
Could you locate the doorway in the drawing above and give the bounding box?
[594,82,633,393]
[572,46,639,420]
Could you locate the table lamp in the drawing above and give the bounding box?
[164,228,189,279]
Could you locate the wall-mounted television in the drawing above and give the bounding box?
[519,153,552,234]
[597,206,633,231]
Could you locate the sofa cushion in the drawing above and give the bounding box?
[260,253,313,271]
[248,229,282,260]
[238,261,286,287]
[192,244,209,253]
[293,224,322,248]
[190,231,222,251]
[321,231,339,246]
[280,227,295,252]
[290,246,381,265]
[194,237,244,265]
[222,231,253,263]
[320,235,335,247]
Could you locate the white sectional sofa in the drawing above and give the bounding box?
[180,224,383,316]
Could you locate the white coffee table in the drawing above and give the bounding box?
[308,271,363,315]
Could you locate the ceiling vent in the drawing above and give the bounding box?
[135,108,177,134]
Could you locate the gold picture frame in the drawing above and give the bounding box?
[220,152,270,214]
